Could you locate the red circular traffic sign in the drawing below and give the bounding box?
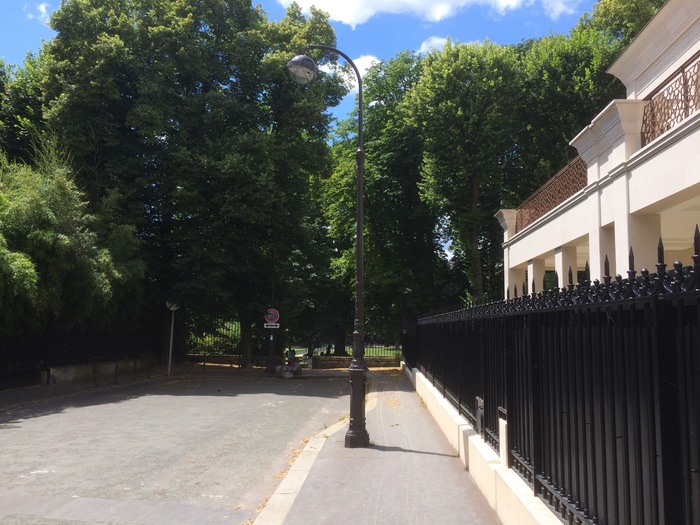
[264,308,280,323]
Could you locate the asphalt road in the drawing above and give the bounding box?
[0,368,353,525]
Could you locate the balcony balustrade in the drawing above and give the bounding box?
[515,155,587,233]
[642,49,700,146]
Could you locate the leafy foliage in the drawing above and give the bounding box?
[406,40,521,300]
[0,0,665,348]
[581,0,667,47]
[0,149,122,332]
[360,52,461,315]
[0,55,46,163]
[38,0,345,350]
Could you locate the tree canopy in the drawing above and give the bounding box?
[580,0,667,47]
[36,0,346,343]
[0,0,664,350]
[335,20,626,303]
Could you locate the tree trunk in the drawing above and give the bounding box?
[469,173,484,299]
[332,319,348,355]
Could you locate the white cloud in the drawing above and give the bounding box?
[419,36,448,55]
[541,0,578,20]
[24,2,53,24]
[320,54,379,93]
[277,0,582,27]
[353,54,380,78]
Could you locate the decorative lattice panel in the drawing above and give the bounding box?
[515,155,587,233]
[642,51,700,146]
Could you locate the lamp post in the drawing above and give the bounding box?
[287,45,370,448]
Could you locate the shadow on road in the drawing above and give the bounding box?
[0,365,407,426]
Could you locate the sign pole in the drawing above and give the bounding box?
[264,309,280,374]
[165,302,180,376]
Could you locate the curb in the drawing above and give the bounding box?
[253,418,348,525]
[253,375,380,524]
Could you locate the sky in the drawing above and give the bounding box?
[2,0,597,118]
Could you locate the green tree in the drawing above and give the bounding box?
[357,52,460,316]
[0,148,122,333]
[0,54,46,163]
[581,0,666,48]
[41,0,344,361]
[407,40,520,300]
[403,25,628,301]
[509,28,626,202]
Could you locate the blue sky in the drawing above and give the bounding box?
[3,0,597,118]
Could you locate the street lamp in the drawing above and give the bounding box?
[287,45,370,448]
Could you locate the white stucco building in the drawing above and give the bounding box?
[496,0,700,297]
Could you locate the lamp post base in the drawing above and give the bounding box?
[345,428,370,448]
[345,366,370,448]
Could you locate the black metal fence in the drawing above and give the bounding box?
[1,314,403,388]
[284,318,404,358]
[184,317,403,358]
[186,320,241,355]
[404,238,699,525]
[0,327,156,389]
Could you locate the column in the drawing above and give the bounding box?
[508,267,526,298]
[495,209,518,298]
[527,258,545,294]
[554,246,577,288]
[617,214,663,274]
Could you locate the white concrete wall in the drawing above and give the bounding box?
[506,194,589,270]
[628,114,700,215]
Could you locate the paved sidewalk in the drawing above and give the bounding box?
[257,368,501,525]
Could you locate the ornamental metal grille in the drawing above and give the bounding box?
[642,49,700,146]
[515,155,587,233]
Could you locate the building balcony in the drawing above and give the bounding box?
[514,155,587,233]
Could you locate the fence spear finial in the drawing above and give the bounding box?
[628,247,634,272]
[604,255,610,277]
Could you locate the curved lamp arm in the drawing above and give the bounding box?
[286,44,363,150]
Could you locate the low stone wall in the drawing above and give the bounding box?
[186,354,242,366]
[312,356,400,369]
[49,358,146,385]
